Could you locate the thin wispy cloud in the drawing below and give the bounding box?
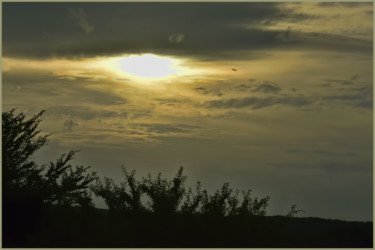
[68,8,94,34]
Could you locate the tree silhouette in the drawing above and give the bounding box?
[2,109,97,246]
[92,166,145,213]
[180,181,205,214]
[2,109,48,194]
[141,166,186,215]
[2,109,97,207]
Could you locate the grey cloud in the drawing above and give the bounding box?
[286,148,305,154]
[132,123,202,135]
[2,71,128,106]
[64,119,78,132]
[206,96,312,110]
[3,2,371,61]
[235,84,252,92]
[156,98,191,107]
[317,2,372,8]
[64,87,128,106]
[324,79,354,86]
[169,33,184,43]
[252,83,281,94]
[194,87,223,97]
[364,10,373,16]
[275,26,297,42]
[68,8,94,34]
[321,83,332,88]
[273,161,372,173]
[313,150,357,158]
[286,149,357,158]
[351,75,359,81]
[321,75,360,87]
[323,87,372,109]
[194,87,206,91]
[47,106,125,120]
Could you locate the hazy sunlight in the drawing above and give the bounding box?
[114,54,181,79]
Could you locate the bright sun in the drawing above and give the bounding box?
[91,53,215,85]
[114,54,181,79]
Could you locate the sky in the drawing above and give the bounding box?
[2,2,373,222]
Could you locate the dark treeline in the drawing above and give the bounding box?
[2,109,373,247]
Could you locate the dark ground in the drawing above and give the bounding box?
[3,205,373,248]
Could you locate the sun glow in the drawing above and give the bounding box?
[117,54,179,78]
[102,54,184,80]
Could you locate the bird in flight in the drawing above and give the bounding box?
[232,68,237,71]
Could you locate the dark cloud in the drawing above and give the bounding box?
[2,71,128,106]
[313,150,357,158]
[132,123,202,135]
[273,161,372,173]
[321,83,332,88]
[323,78,354,86]
[351,75,359,81]
[155,98,191,107]
[287,149,357,158]
[235,84,252,92]
[47,106,126,120]
[286,148,305,154]
[275,26,297,42]
[194,87,206,91]
[317,2,372,8]
[323,87,372,109]
[252,83,281,94]
[205,95,312,110]
[68,8,94,34]
[64,119,78,132]
[194,86,223,96]
[3,2,372,61]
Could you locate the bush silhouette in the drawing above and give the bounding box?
[141,166,186,215]
[92,166,145,213]
[180,181,205,214]
[93,166,272,218]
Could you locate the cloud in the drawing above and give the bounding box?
[3,2,371,60]
[323,78,356,86]
[131,123,202,135]
[206,95,312,110]
[169,33,185,43]
[275,26,297,42]
[194,86,223,97]
[194,87,206,91]
[68,8,94,34]
[252,83,281,94]
[350,75,359,81]
[64,119,78,132]
[323,91,372,109]
[47,106,125,120]
[273,161,372,173]
[317,2,372,8]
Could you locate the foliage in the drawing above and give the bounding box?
[2,109,48,192]
[94,166,271,217]
[287,204,305,217]
[141,166,187,215]
[92,166,145,213]
[201,182,233,216]
[2,109,97,207]
[180,181,205,214]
